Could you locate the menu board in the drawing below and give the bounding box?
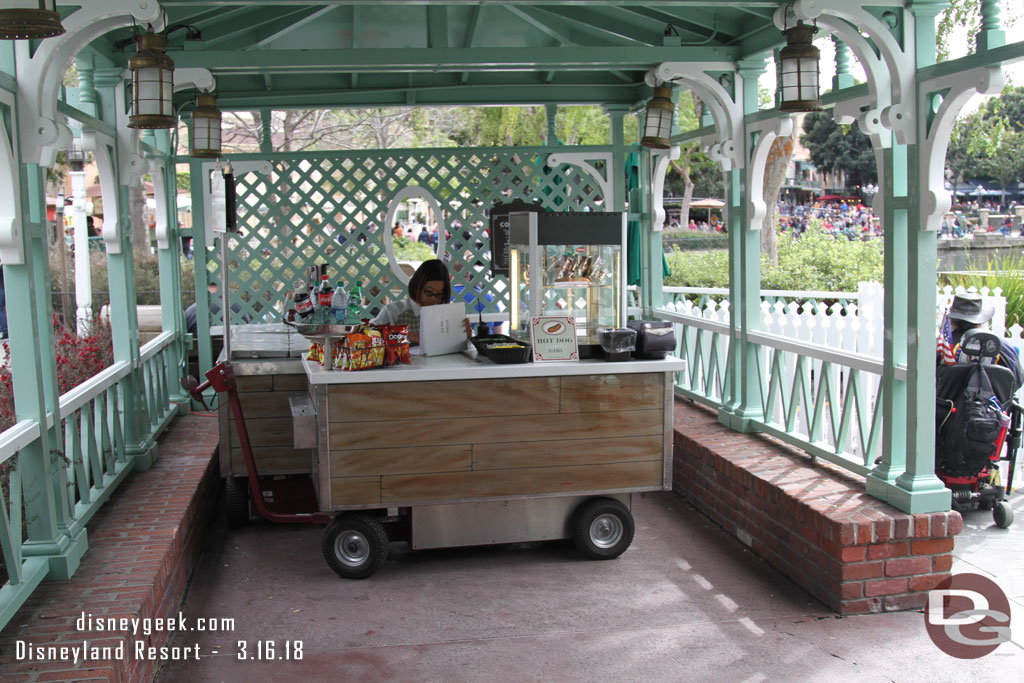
[489,199,544,277]
[530,316,579,362]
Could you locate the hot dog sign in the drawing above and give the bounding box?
[530,316,579,362]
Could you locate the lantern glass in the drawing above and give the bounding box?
[0,0,65,40]
[128,33,176,129]
[190,94,223,158]
[640,86,675,150]
[778,20,821,113]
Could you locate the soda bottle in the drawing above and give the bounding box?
[347,282,363,321]
[317,274,333,308]
[330,281,349,323]
[293,280,313,320]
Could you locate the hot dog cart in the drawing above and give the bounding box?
[204,208,685,578]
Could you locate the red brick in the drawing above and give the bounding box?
[884,592,929,611]
[948,512,964,535]
[838,598,883,615]
[839,545,865,562]
[885,557,933,577]
[912,538,954,555]
[932,555,954,572]
[866,541,909,560]
[909,573,950,592]
[913,514,931,537]
[840,582,864,599]
[893,516,911,538]
[865,578,909,597]
[841,561,885,581]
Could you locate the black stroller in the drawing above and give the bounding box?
[936,329,1021,528]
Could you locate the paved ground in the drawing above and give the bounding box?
[158,488,1024,682]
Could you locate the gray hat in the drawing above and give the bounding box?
[948,292,994,324]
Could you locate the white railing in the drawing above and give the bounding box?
[653,282,1012,476]
[1,330,183,630]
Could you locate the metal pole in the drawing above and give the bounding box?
[221,231,231,362]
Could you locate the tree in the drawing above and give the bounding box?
[761,135,795,265]
[982,85,1024,133]
[800,112,877,188]
[980,124,1024,207]
[946,111,994,198]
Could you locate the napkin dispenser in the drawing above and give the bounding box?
[626,320,676,359]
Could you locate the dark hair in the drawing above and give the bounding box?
[408,259,451,303]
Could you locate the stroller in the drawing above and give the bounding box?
[936,329,1021,528]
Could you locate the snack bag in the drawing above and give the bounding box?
[336,325,385,371]
[307,341,323,364]
[383,324,411,366]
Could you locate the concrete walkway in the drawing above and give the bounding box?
[158,489,1024,682]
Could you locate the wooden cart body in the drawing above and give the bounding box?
[304,353,684,548]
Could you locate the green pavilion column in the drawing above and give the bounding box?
[606,104,629,214]
[719,61,765,432]
[545,104,558,145]
[866,3,949,513]
[10,162,87,579]
[189,156,216,377]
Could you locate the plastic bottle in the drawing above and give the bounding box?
[293,280,313,320]
[347,282,363,321]
[316,274,333,309]
[331,281,349,323]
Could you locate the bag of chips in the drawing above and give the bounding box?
[336,324,385,371]
[382,324,411,366]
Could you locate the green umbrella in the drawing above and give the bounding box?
[625,152,670,287]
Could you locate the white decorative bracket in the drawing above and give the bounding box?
[112,76,147,189]
[778,1,917,146]
[745,116,795,231]
[15,0,162,167]
[545,152,615,208]
[919,67,1004,231]
[201,160,274,248]
[647,62,744,172]
[149,160,171,249]
[0,90,24,265]
[83,130,123,255]
[649,146,679,232]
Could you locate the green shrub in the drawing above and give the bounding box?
[663,223,884,292]
[663,233,729,251]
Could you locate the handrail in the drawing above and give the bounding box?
[139,330,176,364]
[663,286,862,300]
[655,308,730,335]
[0,420,42,468]
[58,361,131,417]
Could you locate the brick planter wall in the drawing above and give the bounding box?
[0,414,220,683]
[673,400,961,615]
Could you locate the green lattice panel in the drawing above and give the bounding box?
[205,147,610,325]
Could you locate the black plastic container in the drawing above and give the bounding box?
[598,327,636,362]
[471,335,532,364]
[626,320,676,359]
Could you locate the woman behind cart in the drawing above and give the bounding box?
[371,259,470,345]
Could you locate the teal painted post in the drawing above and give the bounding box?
[720,63,765,431]
[12,163,87,579]
[190,157,214,376]
[545,104,558,145]
[832,38,855,92]
[607,105,628,214]
[155,151,189,414]
[977,0,1006,52]
[867,2,950,513]
[107,181,147,463]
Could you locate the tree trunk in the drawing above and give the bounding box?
[669,157,695,229]
[130,184,150,262]
[761,135,795,266]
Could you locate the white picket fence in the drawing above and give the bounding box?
[653,282,1021,476]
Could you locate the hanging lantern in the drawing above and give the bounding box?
[778,19,822,113]
[190,92,222,158]
[0,0,65,40]
[128,32,175,129]
[640,86,675,150]
[66,139,87,172]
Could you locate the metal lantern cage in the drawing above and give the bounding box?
[0,0,65,40]
[640,86,675,150]
[778,19,822,113]
[190,92,222,158]
[128,32,176,129]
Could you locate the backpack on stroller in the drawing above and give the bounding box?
[936,329,1021,528]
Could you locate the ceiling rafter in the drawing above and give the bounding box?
[186,7,293,48]
[617,6,730,42]
[531,6,660,46]
[427,6,448,48]
[460,4,484,84]
[209,6,340,51]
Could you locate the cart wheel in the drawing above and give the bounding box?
[323,514,389,579]
[571,497,635,560]
[225,477,249,527]
[993,500,1014,529]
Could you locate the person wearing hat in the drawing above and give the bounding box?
[942,292,1024,389]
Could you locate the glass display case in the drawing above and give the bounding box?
[508,211,625,357]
